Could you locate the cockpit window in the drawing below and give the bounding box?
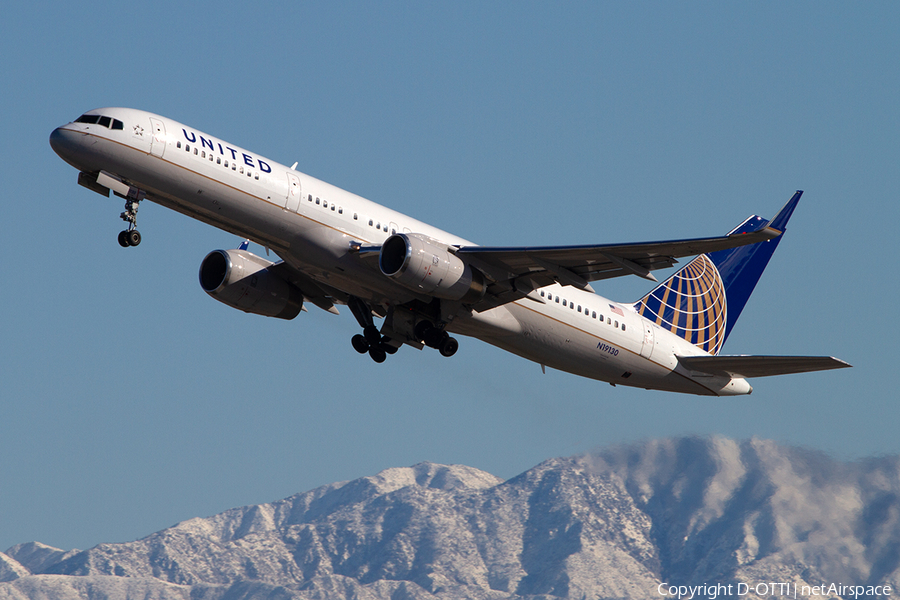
[75,114,124,130]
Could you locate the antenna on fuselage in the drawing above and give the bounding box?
[290,162,298,170]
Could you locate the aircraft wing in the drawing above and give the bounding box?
[454,224,782,310]
[677,355,852,378]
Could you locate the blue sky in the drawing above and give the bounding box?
[2,2,897,552]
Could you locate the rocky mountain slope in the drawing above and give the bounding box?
[2,437,899,599]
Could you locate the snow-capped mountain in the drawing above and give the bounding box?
[2,437,898,599]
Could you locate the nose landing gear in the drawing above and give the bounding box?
[117,192,144,247]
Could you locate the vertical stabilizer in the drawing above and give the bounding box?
[634,191,802,355]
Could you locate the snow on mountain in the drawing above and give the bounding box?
[1,438,899,600]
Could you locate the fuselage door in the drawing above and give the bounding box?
[640,320,655,359]
[286,172,302,212]
[149,118,166,158]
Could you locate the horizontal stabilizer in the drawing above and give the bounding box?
[678,355,851,378]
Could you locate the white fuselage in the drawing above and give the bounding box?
[50,108,751,396]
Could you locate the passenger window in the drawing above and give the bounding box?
[240,166,244,174]
[563,300,567,307]
[316,198,320,205]
[185,145,190,152]
[555,296,560,303]
[217,157,221,164]
[323,201,328,208]
[353,213,358,220]
[224,160,228,168]
[339,207,343,214]
[255,173,259,180]
[331,205,336,211]
[194,148,198,155]
[592,311,596,318]
[614,321,619,328]
[384,225,388,232]
[177,141,182,149]
[209,154,213,161]
[232,163,236,170]
[540,291,545,297]
[622,324,626,331]
[369,219,373,226]
[201,151,206,158]
[98,116,112,128]
[577,305,582,313]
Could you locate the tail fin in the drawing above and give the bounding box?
[633,191,802,355]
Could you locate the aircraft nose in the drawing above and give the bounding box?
[49,126,83,166]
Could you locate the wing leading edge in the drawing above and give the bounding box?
[677,355,852,379]
[454,224,782,310]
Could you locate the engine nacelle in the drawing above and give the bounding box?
[379,233,485,303]
[199,249,303,320]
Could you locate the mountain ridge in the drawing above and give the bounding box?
[2,437,898,599]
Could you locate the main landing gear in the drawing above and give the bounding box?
[348,297,398,363]
[117,195,142,247]
[415,320,459,357]
[346,297,460,363]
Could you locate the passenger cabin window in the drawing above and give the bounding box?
[177,141,182,149]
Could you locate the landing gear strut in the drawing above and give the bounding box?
[348,297,398,363]
[118,194,142,247]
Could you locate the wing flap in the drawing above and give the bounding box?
[677,355,852,378]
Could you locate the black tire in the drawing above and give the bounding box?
[382,341,398,355]
[351,334,369,354]
[414,320,433,341]
[369,346,387,363]
[118,231,130,247]
[439,336,459,357]
[424,328,445,349]
[363,325,381,345]
[126,230,142,246]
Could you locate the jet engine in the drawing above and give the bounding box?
[379,233,485,303]
[199,249,303,319]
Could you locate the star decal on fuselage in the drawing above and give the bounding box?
[133,125,144,136]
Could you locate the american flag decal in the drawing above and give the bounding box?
[633,254,727,355]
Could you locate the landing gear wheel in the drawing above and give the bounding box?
[118,231,130,247]
[414,320,433,342]
[439,336,459,357]
[363,325,381,345]
[382,340,398,355]
[351,334,369,354]
[369,346,387,363]
[423,328,444,349]
[126,230,141,247]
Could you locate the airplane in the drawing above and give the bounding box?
[49,108,850,396]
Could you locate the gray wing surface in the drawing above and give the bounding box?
[677,355,852,379]
[454,225,782,309]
